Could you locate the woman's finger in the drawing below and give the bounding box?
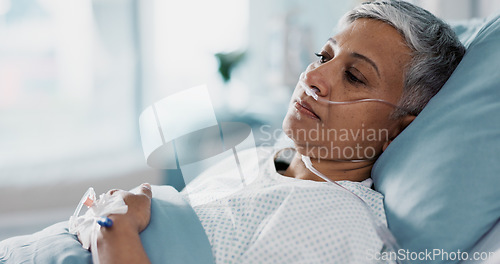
[139,183,152,199]
[107,189,121,195]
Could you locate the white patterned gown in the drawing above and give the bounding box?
[181,147,387,264]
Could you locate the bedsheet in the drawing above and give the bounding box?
[0,185,215,264]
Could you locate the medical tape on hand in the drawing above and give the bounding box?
[69,187,128,264]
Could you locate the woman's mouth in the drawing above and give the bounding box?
[294,100,321,120]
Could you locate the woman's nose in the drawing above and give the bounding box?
[302,64,332,99]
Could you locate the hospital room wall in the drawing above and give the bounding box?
[415,0,500,19]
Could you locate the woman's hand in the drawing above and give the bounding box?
[107,183,153,233]
[95,183,153,264]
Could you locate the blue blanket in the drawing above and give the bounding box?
[0,185,215,264]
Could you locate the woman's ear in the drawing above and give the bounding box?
[400,115,416,131]
[382,115,416,152]
[382,140,392,152]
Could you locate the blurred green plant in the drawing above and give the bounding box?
[214,50,246,83]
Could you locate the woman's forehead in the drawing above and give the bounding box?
[330,19,411,65]
[329,18,412,93]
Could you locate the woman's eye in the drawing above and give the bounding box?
[314,52,328,63]
[345,70,364,85]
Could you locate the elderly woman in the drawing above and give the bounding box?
[95,1,465,263]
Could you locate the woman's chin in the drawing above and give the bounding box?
[283,109,318,131]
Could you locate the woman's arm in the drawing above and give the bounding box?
[93,183,153,264]
[96,222,150,264]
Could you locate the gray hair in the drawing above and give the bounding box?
[339,0,466,117]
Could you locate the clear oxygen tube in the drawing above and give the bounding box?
[297,75,411,113]
[298,76,409,263]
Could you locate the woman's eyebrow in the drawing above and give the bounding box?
[351,53,380,78]
[328,37,381,78]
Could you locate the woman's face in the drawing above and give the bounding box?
[282,18,413,161]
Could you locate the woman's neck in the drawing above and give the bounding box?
[282,152,373,182]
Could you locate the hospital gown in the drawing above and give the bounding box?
[181,147,387,264]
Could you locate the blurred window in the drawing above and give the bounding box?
[146,0,248,105]
[0,0,139,185]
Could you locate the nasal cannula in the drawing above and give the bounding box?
[298,73,412,114]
